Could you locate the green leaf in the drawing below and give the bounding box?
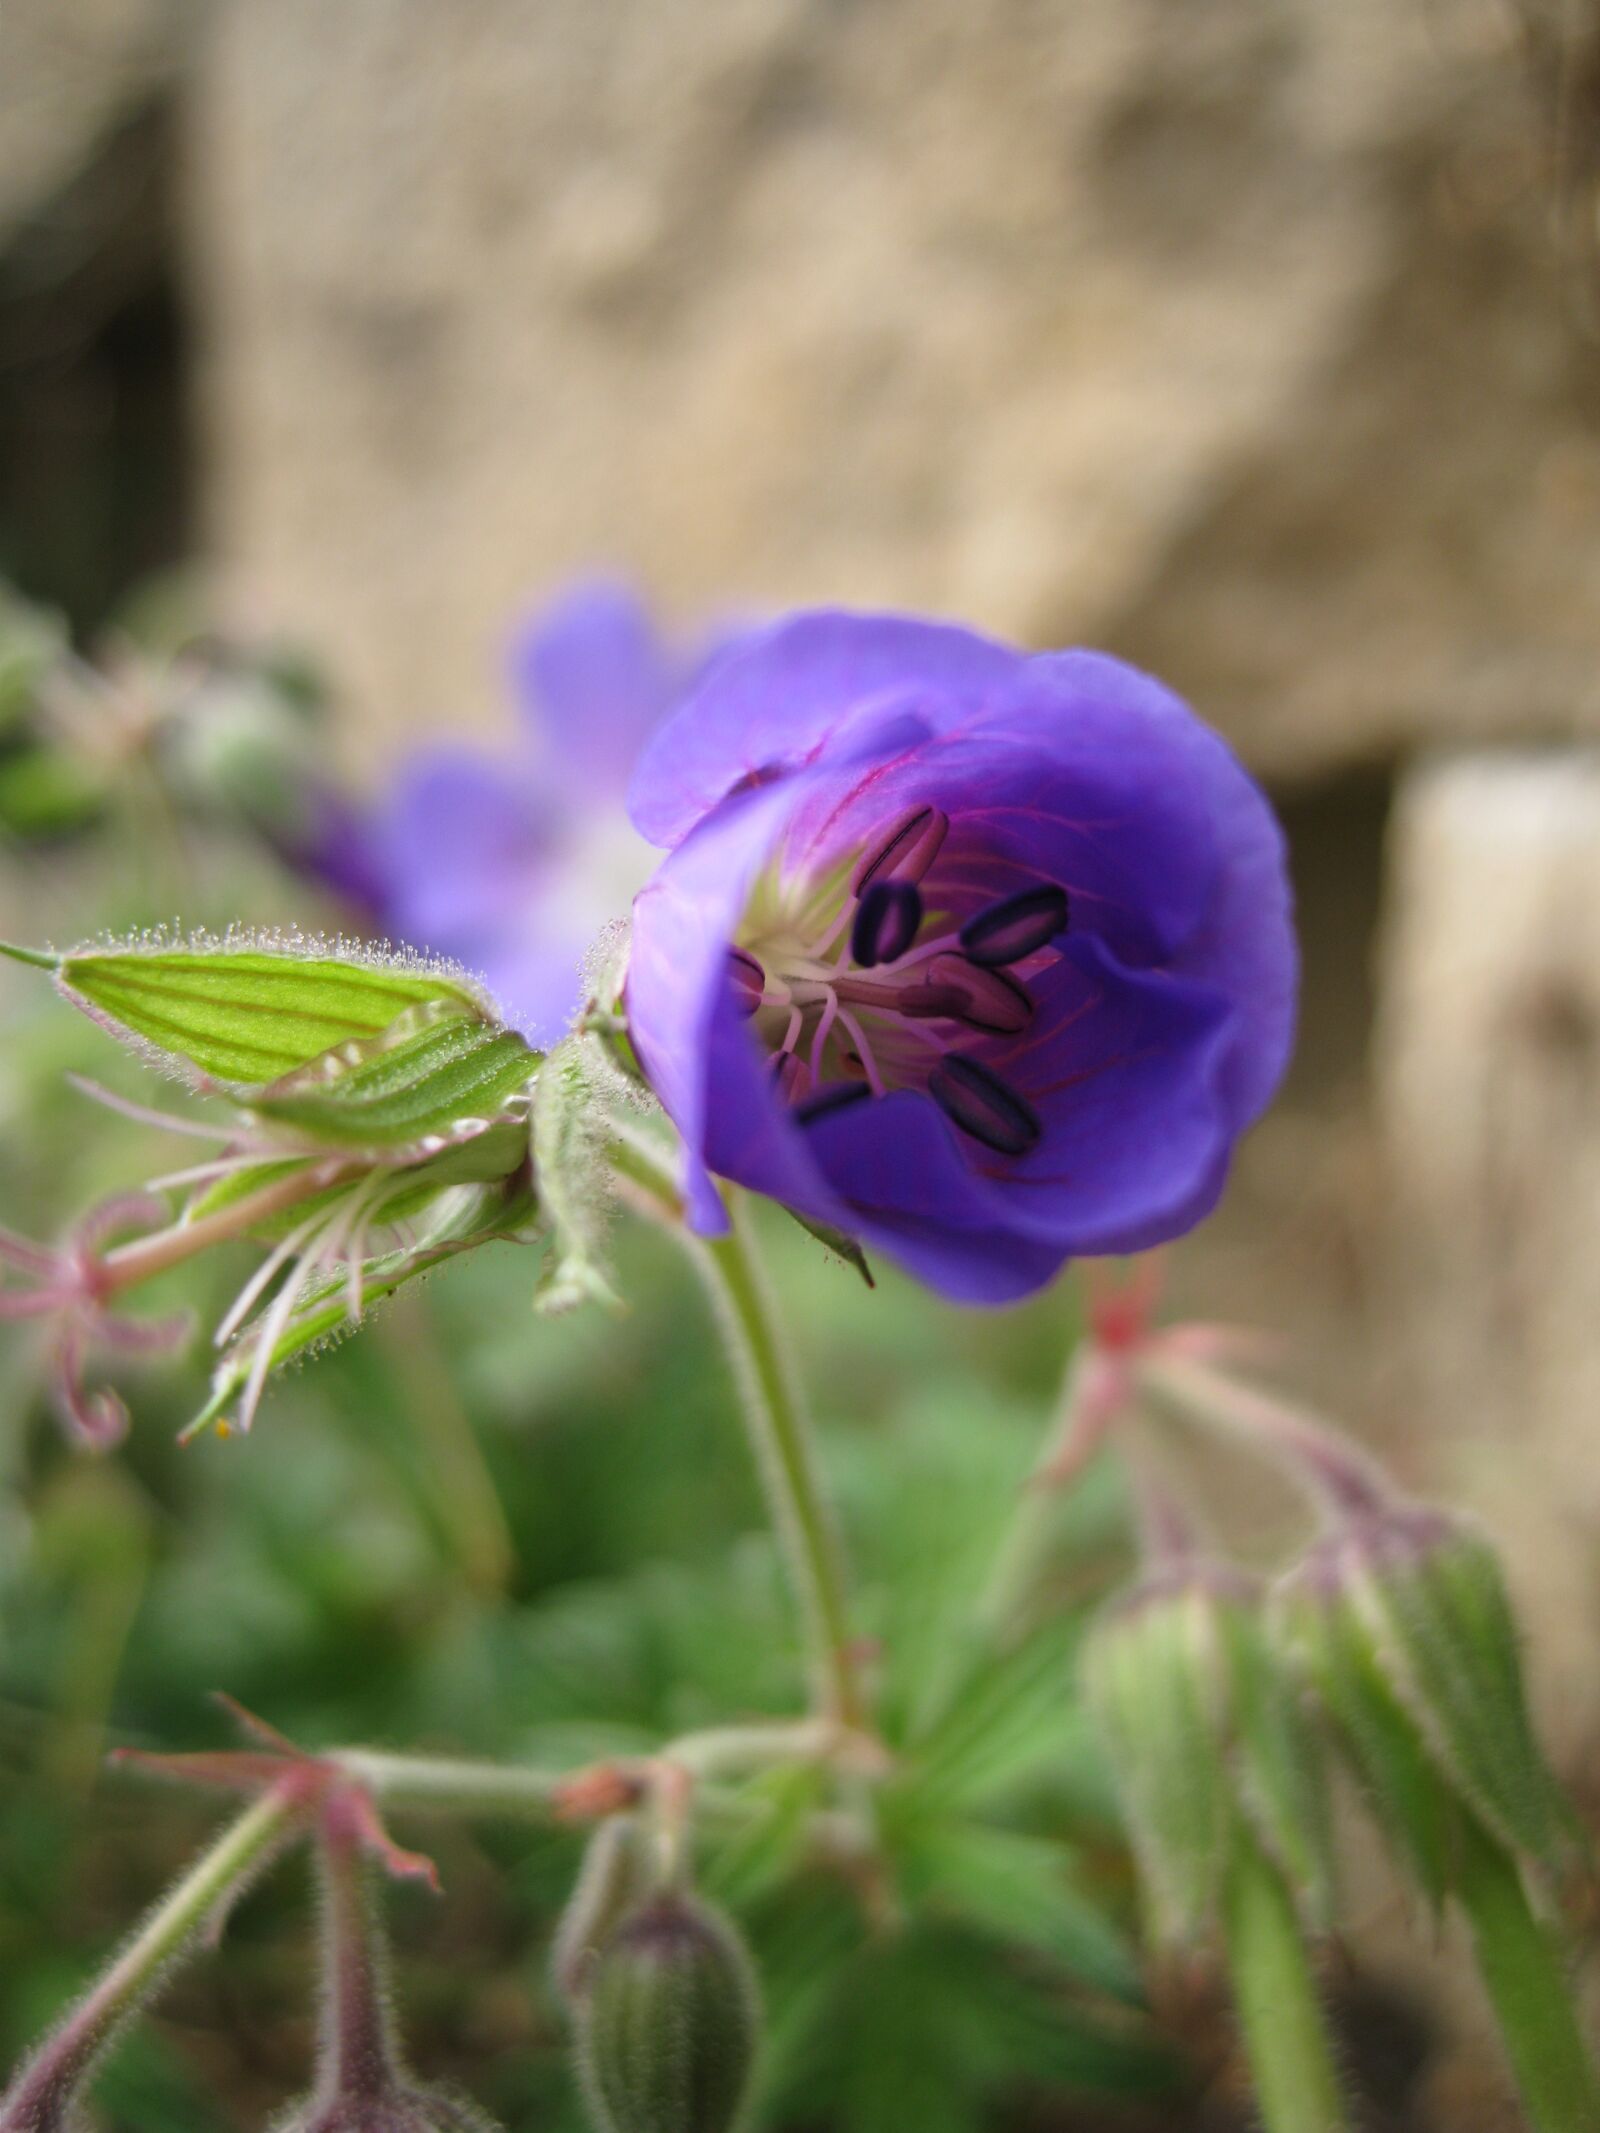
[903,1614,1082,1816]
[244,1004,537,1155]
[48,936,493,1084]
[891,1818,1143,2003]
[700,1765,825,1911]
[531,1035,623,1316]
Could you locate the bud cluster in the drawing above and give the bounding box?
[1083,1558,1333,1946]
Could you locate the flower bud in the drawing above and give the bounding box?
[577,1892,760,2133]
[1277,1504,1567,1889]
[1083,1560,1333,1946]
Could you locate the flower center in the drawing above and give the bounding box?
[730,804,1069,1158]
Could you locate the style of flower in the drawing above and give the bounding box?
[0,1194,192,1447]
[624,612,1297,1303]
[337,581,736,1045]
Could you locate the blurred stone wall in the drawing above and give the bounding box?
[186,0,1598,770]
[182,0,1597,1599]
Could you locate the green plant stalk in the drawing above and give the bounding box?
[1220,1834,1351,2133]
[1454,1812,1600,2133]
[0,1787,294,2126]
[609,1127,866,1731]
[698,1205,866,1729]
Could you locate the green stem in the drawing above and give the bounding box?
[1220,1835,1350,2133]
[699,1205,865,1729]
[336,1749,566,1821]
[609,1128,866,1731]
[1455,1813,1600,2133]
[0,1788,295,2126]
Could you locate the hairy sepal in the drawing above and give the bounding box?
[43,929,497,1087]
[532,1036,623,1317]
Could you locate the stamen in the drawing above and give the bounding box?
[809,990,840,1079]
[908,953,1033,1035]
[796,1081,874,1125]
[834,1007,885,1096]
[726,947,766,1019]
[851,880,923,969]
[929,1054,1042,1156]
[958,883,1069,967]
[771,1050,812,1103]
[852,805,949,894]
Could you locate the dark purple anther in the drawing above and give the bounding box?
[928,1054,1042,1157]
[911,953,1033,1035]
[958,883,1069,967]
[851,880,923,969]
[726,946,766,1018]
[851,804,950,895]
[796,1080,875,1125]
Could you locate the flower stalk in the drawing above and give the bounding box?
[608,1127,866,1732]
[1220,1834,1351,2133]
[697,1207,866,1730]
[0,1786,295,2131]
[1453,1813,1600,2133]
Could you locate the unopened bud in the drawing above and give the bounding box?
[1084,1560,1333,1945]
[577,1892,760,2133]
[1277,1504,1567,1887]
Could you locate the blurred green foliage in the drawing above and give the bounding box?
[0,745,1189,2133]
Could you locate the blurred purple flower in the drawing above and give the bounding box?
[330,581,731,1044]
[625,612,1297,1304]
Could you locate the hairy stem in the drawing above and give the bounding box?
[1455,1813,1600,2133]
[100,1160,356,1294]
[0,1788,294,2129]
[697,1204,866,1729]
[609,1127,866,1730]
[1220,1835,1351,2133]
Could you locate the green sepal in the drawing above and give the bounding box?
[49,935,494,1084]
[1283,1511,1568,1878]
[1222,1604,1337,1929]
[531,1035,623,1316]
[783,1207,874,1289]
[186,1175,538,1439]
[242,1003,538,1155]
[1357,1515,1566,1869]
[1081,1569,1240,1945]
[1276,1564,1459,1907]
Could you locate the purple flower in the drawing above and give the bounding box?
[624,612,1296,1304]
[344,582,732,1044]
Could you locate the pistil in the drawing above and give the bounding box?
[738,809,1067,1162]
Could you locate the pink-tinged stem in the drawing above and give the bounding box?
[98,1163,355,1297]
[1137,1354,1393,1521]
[0,1788,296,2131]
